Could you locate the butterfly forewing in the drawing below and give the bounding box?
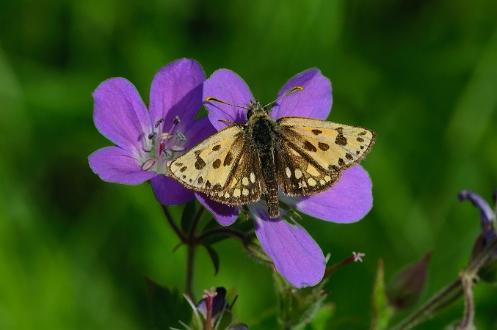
[277,116,375,173]
[169,125,245,193]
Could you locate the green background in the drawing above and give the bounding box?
[1,0,497,328]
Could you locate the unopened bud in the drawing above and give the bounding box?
[386,253,431,310]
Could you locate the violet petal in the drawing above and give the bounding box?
[183,116,217,150]
[204,69,253,130]
[271,68,332,120]
[196,193,240,226]
[151,175,195,205]
[459,190,496,241]
[287,165,372,223]
[93,78,152,152]
[250,205,325,287]
[88,146,156,185]
[149,58,205,129]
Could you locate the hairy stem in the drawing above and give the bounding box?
[391,278,462,330]
[458,273,475,330]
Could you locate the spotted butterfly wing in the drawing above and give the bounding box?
[168,125,263,205]
[275,116,375,195]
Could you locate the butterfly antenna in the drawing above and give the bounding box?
[204,97,248,110]
[263,85,304,108]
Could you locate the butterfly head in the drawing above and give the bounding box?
[246,100,270,120]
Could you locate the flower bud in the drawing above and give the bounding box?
[386,253,431,310]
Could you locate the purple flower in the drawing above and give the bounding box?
[89,59,235,218]
[458,190,497,283]
[203,68,373,287]
[458,190,497,244]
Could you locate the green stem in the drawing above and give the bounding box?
[392,239,497,330]
[197,226,250,244]
[161,205,186,242]
[186,242,196,300]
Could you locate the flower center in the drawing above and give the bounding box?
[140,116,188,173]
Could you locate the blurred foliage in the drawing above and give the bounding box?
[1,0,497,329]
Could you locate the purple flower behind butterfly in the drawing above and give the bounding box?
[88,58,235,220]
[202,68,373,287]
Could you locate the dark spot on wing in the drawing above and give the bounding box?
[318,142,329,151]
[180,166,187,172]
[338,158,345,166]
[329,164,340,171]
[195,157,206,169]
[345,153,353,160]
[224,152,233,166]
[205,180,211,188]
[198,176,203,184]
[357,137,364,142]
[312,129,322,135]
[213,159,221,168]
[212,145,221,151]
[335,128,347,146]
[213,184,222,191]
[303,141,317,152]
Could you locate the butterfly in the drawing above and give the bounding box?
[168,87,375,218]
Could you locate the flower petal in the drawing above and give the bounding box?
[271,68,332,120]
[458,190,496,242]
[250,205,325,287]
[196,193,240,226]
[93,78,152,151]
[288,165,372,223]
[149,58,205,128]
[183,116,217,150]
[204,69,253,130]
[151,176,195,205]
[88,146,156,185]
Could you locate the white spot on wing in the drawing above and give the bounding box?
[285,167,291,178]
[250,172,256,183]
[295,169,303,179]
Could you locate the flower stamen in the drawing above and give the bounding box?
[141,158,156,171]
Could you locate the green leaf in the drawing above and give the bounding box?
[181,200,197,233]
[309,303,335,330]
[204,244,220,274]
[371,260,394,330]
[145,278,192,330]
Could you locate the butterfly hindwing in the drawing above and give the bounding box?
[276,138,340,196]
[277,116,375,173]
[210,141,263,205]
[169,125,245,194]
